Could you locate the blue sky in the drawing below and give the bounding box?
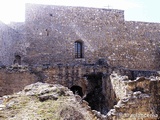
[0,0,160,24]
[125,0,160,22]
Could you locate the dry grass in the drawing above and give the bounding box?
[0,94,94,120]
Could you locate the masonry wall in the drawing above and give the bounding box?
[23,3,160,70]
[0,22,20,66]
[1,3,160,70]
[0,67,37,96]
[0,65,108,96]
[24,3,125,66]
[89,21,160,70]
[124,22,160,69]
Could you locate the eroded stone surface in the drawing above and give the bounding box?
[0,65,160,119]
[109,72,160,120]
[0,82,96,120]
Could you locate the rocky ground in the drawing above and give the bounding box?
[0,82,98,120]
[0,78,159,120]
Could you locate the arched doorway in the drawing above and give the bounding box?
[13,55,21,65]
[70,85,83,97]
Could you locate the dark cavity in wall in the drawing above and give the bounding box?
[132,87,144,93]
[70,86,83,97]
[83,72,107,114]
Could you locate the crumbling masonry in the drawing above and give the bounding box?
[0,3,160,119]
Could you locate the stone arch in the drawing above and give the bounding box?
[13,55,21,65]
[70,85,83,97]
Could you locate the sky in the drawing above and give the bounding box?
[0,0,160,24]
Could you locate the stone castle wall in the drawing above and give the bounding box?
[0,22,28,66]
[124,21,160,69]
[100,21,160,70]
[0,22,19,66]
[0,4,160,119]
[24,4,125,66]
[23,4,160,70]
[1,3,160,70]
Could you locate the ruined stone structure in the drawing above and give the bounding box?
[0,3,160,69]
[0,3,160,119]
[0,65,160,119]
